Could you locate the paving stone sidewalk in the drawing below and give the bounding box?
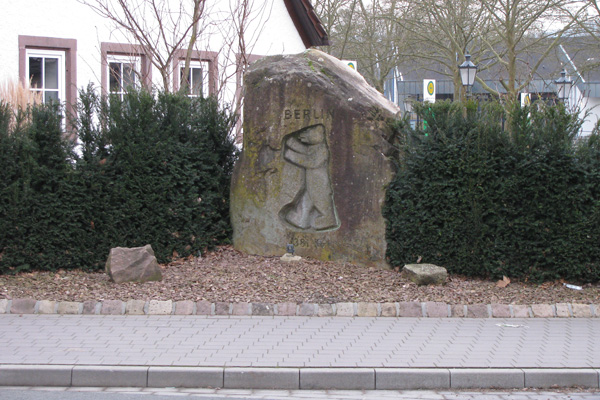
[1,315,599,390]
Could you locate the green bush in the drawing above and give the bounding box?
[385,100,600,283]
[0,88,237,274]
[0,101,84,272]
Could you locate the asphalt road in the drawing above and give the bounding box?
[1,388,600,400]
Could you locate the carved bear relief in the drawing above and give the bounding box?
[279,124,340,232]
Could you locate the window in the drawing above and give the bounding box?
[19,35,76,109]
[179,61,209,97]
[108,55,140,99]
[172,50,217,96]
[101,43,151,97]
[26,49,65,103]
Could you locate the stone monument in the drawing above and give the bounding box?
[230,49,399,268]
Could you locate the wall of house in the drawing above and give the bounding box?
[580,96,600,136]
[0,0,306,108]
[572,86,599,137]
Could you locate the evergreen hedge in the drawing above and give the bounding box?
[384,100,600,283]
[0,87,237,274]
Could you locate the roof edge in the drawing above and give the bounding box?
[284,0,329,48]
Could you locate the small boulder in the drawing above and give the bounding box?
[403,264,447,286]
[105,245,162,283]
[280,253,302,262]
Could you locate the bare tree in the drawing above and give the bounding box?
[180,0,206,93]
[579,0,600,40]
[561,0,600,75]
[313,0,353,55]
[79,0,207,92]
[315,0,409,93]
[401,0,490,100]
[206,0,273,115]
[477,0,583,100]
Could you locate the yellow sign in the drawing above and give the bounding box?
[423,79,436,103]
[342,60,357,71]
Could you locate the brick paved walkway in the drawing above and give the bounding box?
[2,315,598,368]
[1,315,599,390]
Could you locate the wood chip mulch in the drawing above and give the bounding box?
[1,246,599,305]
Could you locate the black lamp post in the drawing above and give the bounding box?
[554,69,573,104]
[403,95,413,114]
[458,53,478,98]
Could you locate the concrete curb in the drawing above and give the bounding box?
[0,299,598,317]
[0,366,598,389]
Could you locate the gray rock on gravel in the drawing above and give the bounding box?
[403,264,447,285]
[105,245,162,284]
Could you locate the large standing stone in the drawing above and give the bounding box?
[105,245,162,283]
[231,49,399,268]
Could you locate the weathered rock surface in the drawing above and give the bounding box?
[403,264,448,286]
[231,49,399,268]
[280,253,302,262]
[105,245,162,284]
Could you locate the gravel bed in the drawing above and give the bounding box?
[1,246,599,305]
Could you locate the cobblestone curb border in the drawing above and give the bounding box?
[0,298,597,317]
[0,365,598,389]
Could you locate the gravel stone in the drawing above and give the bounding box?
[231,302,251,316]
[555,303,571,317]
[451,304,465,318]
[10,298,36,314]
[572,303,592,317]
[38,300,57,314]
[196,301,212,315]
[491,304,511,318]
[252,303,274,316]
[380,302,397,317]
[57,301,80,314]
[174,300,194,315]
[466,304,489,318]
[101,300,124,315]
[335,303,355,316]
[298,303,317,316]
[126,300,146,315]
[276,303,297,316]
[512,305,530,318]
[357,302,378,317]
[148,300,172,315]
[215,302,230,315]
[0,299,8,313]
[531,304,554,318]
[82,301,97,314]
[1,246,599,308]
[318,303,335,317]
[426,302,448,317]
[398,302,422,317]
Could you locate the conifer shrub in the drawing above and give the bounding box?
[384,100,600,282]
[0,87,237,273]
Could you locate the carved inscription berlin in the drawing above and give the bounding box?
[284,109,333,120]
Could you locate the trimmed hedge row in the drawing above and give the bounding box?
[0,87,237,274]
[384,100,600,283]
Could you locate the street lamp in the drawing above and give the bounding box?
[458,53,478,96]
[403,95,414,114]
[554,69,573,104]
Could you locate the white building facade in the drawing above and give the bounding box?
[0,0,328,120]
